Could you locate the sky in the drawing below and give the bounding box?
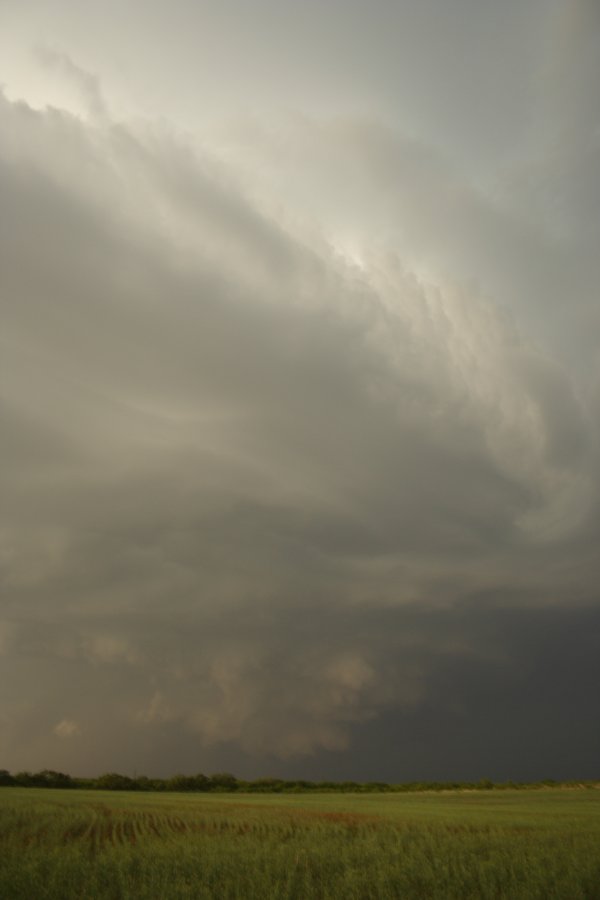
[1,0,599,782]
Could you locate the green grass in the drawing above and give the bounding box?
[1,787,599,898]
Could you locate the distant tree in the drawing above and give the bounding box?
[95,773,135,791]
[287,780,312,792]
[134,775,152,792]
[192,773,209,792]
[34,770,73,788]
[0,770,14,786]
[73,777,96,789]
[250,778,284,793]
[209,772,238,791]
[13,771,34,787]
[166,774,196,792]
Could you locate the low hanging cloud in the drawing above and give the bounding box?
[1,14,599,778]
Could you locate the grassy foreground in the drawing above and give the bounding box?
[1,787,599,898]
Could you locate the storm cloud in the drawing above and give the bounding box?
[1,0,599,779]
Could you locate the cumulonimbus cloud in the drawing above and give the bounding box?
[0,39,599,774]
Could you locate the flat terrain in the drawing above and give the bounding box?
[1,787,599,898]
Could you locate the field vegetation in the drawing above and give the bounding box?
[1,786,599,898]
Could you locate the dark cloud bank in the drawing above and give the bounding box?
[1,2,600,780]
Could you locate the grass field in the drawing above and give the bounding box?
[1,787,599,898]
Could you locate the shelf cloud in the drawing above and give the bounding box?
[1,0,599,780]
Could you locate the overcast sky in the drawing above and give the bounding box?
[1,0,599,781]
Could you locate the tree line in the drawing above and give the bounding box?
[0,769,596,793]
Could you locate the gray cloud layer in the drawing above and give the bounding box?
[1,0,599,778]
